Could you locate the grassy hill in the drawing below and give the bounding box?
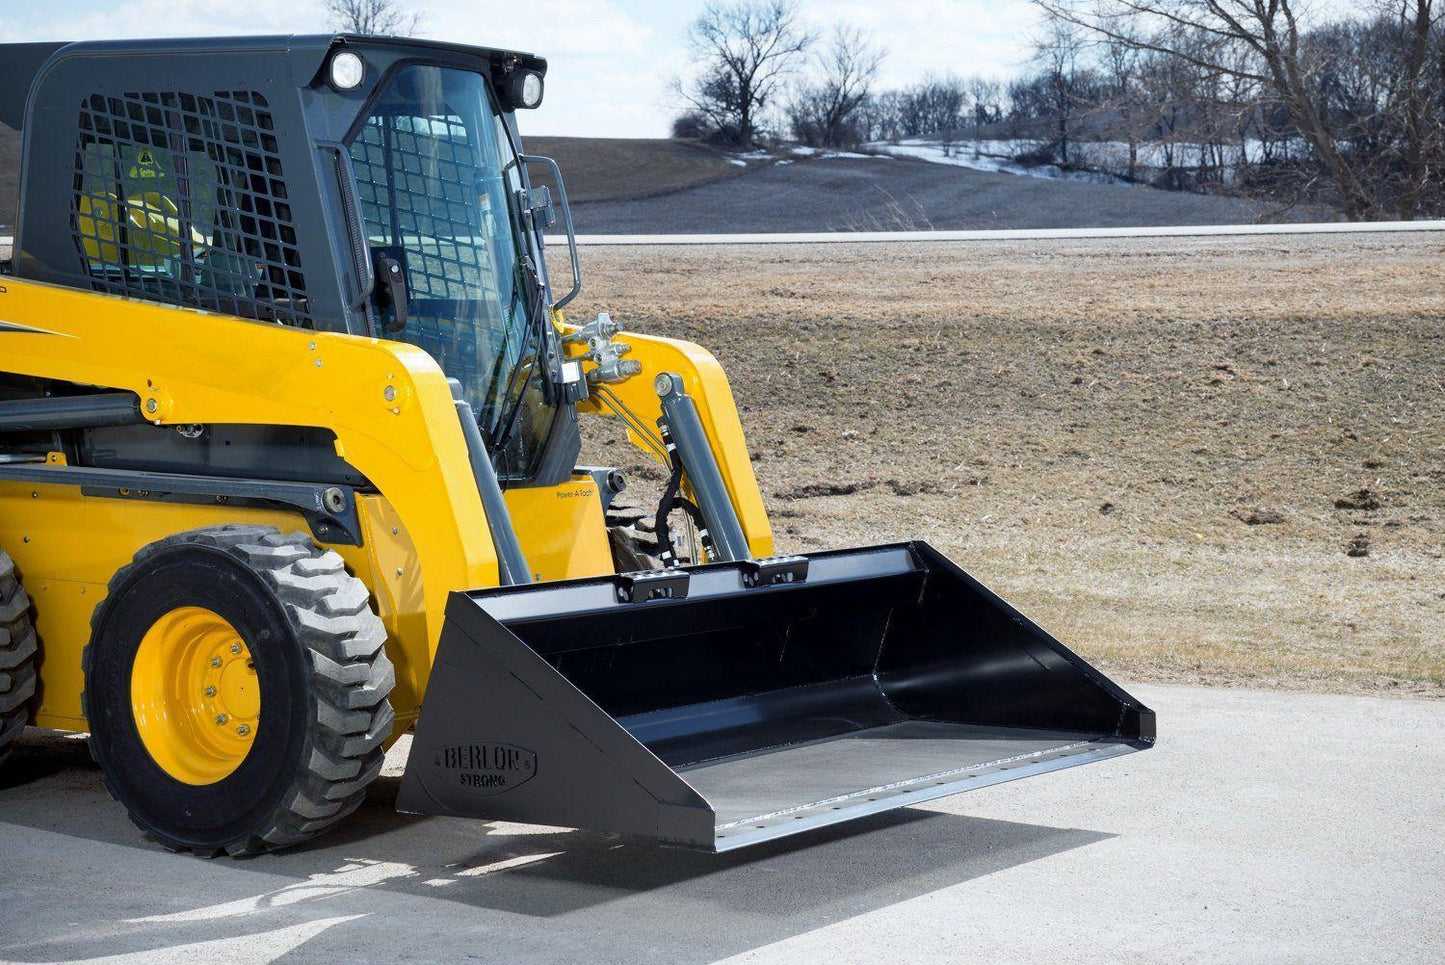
[561,152,1333,233]
[522,136,745,203]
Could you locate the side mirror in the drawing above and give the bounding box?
[518,155,581,309]
[370,249,410,333]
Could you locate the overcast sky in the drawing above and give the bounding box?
[0,0,1047,137]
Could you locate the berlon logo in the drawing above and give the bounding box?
[433,742,537,796]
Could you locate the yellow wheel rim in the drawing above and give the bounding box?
[130,606,261,785]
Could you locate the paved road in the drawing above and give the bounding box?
[1,683,1441,964]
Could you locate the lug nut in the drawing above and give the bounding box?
[211,657,223,668]
[236,724,251,736]
[215,714,229,725]
[204,686,217,697]
[230,643,241,655]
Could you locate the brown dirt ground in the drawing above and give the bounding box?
[571,233,1445,697]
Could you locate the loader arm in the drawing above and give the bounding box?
[565,322,774,559]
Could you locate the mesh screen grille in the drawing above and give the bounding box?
[350,114,508,391]
[71,90,311,326]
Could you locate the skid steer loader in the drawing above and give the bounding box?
[0,35,1153,856]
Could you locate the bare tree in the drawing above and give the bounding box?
[787,26,886,147]
[1033,20,1091,166]
[967,77,1007,128]
[1034,0,1443,219]
[322,0,421,36]
[673,1,814,148]
[896,75,969,139]
[1098,35,1146,178]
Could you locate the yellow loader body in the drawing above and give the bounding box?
[0,274,769,735]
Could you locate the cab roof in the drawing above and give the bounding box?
[0,34,547,130]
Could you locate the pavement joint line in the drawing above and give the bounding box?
[5,222,1442,255]
[539,220,1445,246]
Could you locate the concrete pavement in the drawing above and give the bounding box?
[1,683,1441,964]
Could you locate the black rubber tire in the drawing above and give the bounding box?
[83,525,395,856]
[0,549,39,768]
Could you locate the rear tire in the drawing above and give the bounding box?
[0,549,39,768]
[84,525,395,856]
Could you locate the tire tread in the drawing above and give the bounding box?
[0,550,36,769]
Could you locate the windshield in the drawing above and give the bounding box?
[348,63,555,479]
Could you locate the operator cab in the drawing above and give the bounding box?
[0,35,582,484]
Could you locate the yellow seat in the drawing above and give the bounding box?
[77,191,207,266]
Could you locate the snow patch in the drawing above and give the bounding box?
[788,145,892,161]
[873,140,1137,186]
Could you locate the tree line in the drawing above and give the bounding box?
[673,1,1443,220]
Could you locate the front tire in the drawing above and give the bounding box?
[0,548,39,768]
[84,525,395,856]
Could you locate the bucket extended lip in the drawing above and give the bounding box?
[398,541,1155,851]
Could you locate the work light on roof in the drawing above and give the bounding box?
[329,51,365,90]
[504,68,544,110]
[521,72,543,108]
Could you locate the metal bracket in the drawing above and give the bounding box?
[615,569,690,604]
[741,555,810,588]
[0,463,363,545]
[577,465,626,513]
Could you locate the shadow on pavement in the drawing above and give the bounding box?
[3,728,1115,962]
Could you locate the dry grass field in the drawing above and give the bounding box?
[572,233,1445,696]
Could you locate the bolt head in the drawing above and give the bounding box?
[211,657,223,668]
[236,724,251,736]
[145,398,159,414]
[230,643,241,654]
[383,384,398,402]
[215,714,229,725]
[204,686,217,697]
[654,373,676,396]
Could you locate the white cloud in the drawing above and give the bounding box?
[410,1,674,138]
[800,0,1043,85]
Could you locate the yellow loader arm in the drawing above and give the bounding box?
[561,320,774,560]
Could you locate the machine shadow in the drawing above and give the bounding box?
[3,729,1112,962]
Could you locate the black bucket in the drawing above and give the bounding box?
[397,543,1154,851]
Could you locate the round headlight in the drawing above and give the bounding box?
[520,71,544,109]
[330,51,365,91]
